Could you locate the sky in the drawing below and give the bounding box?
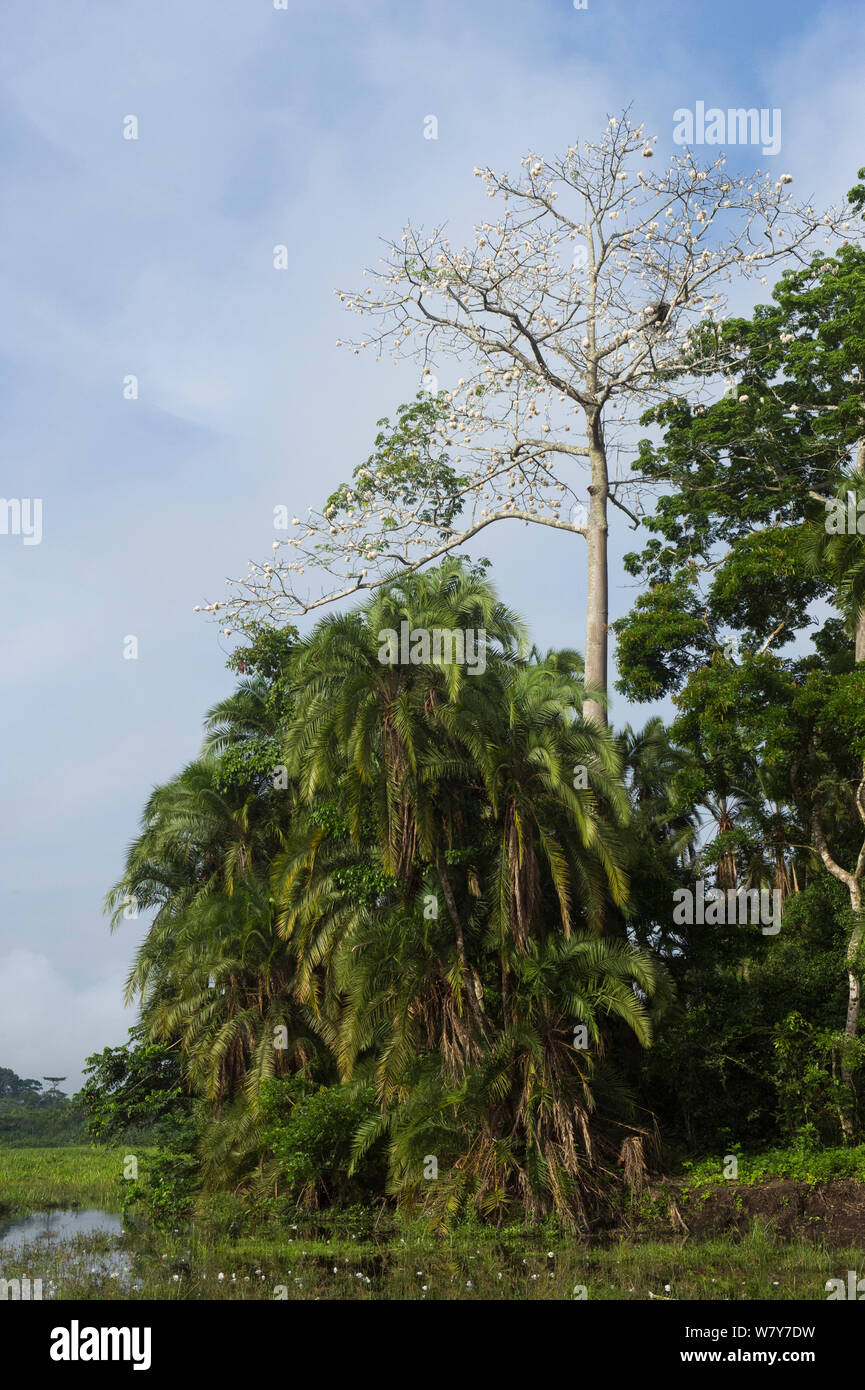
[2,0,864,1089]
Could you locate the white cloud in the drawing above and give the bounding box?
[0,951,133,1090]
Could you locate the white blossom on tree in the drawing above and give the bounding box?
[210,111,853,723]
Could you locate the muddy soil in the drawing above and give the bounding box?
[639,1179,865,1245]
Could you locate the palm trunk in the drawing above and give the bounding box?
[436,853,487,1035]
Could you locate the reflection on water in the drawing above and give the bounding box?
[0,1208,123,1252]
[0,1208,130,1298]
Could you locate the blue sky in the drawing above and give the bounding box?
[2,0,864,1087]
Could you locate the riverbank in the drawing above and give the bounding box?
[3,1146,865,1300]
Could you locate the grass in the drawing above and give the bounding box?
[0,1145,136,1214]
[6,1220,865,1300]
[4,1145,865,1299]
[679,1145,865,1188]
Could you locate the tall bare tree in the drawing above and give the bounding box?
[213,112,850,723]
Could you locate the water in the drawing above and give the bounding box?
[0,1208,130,1297]
[0,1207,123,1251]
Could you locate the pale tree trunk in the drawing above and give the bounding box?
[583,412,609,726]
[812,791,865,1143]
[841,877,863,1145]
[844,879,863,1044]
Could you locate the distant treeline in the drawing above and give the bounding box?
[0,1068,87,1147]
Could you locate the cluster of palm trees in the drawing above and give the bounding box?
[108,561,704,1225]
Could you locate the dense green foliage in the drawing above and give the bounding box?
[106,560,667,1228]
[612,189,865,1152]
[86,165,865,1237]
[78,1031,194,1147]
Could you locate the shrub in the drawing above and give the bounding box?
[259,1076,384,1208]
[121,1152,199,1232]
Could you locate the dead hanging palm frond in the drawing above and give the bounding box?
[505,806,542,952]
[618,1133,649,1196]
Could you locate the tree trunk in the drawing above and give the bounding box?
[844,887,863,1042]
[584,413,609,726]
[840,880,863,1145]
[436,853,487,1035]
[812,780,864,1143]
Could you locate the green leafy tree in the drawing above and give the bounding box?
[614,185,865,1139]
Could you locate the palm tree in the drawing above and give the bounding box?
[106,702,313,1164]
[273,564,660,1222]
[279,559,525,1032]
[346,915,660,1228]
[107,560,664,1219]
